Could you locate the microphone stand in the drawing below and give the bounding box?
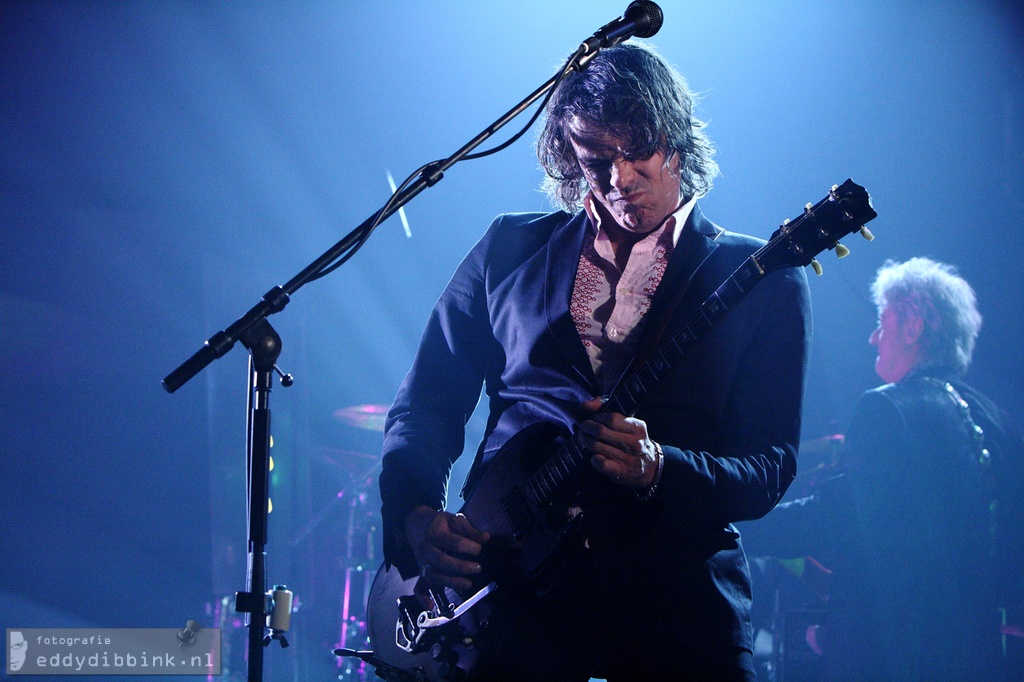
[234,320,281,682]
[163,45,600,682]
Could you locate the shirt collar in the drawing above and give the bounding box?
[583,192,696,248]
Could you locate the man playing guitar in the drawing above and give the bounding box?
[377,41,812,681]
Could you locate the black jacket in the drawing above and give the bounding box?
[745,370,1024,681]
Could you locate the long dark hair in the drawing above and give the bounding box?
[537,42,718,211]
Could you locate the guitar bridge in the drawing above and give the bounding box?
[396,594,425,653]
[394,582,497,653]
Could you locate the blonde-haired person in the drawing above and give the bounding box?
[746,257,1023,681]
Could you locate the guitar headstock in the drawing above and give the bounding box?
[759,179,878,275]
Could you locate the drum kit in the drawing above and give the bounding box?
[207,401,390,682]
[316,404,390,681]
[319,403,483,681]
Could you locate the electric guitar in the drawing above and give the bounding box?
[363,179,878,681]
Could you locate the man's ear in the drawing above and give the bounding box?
[902,314,924,345]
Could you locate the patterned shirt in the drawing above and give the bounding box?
[571,195,696,393]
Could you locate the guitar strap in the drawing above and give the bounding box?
[917,377,991,469]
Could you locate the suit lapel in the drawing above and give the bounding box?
[641,203,723,339]
[544,211,600,393]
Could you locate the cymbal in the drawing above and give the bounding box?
[317,446,380,463]
[799,433,845,455]
[315,447,381,478]
[333,404,388,432]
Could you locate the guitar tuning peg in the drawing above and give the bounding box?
[859,226,874,241]
[835,243,850,258]
[811,259,823,276]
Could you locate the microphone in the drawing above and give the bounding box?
[580,1,664,55]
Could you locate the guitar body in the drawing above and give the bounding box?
[367,421,586,680]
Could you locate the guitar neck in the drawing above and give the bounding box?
[604,256,764,417]
[521,178,877,511]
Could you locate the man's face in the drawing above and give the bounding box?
[870,304,919,383]
[569,119,683,235]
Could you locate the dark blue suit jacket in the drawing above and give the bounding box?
[379,204,811,664]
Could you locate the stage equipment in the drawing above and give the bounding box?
[333,404,389,432]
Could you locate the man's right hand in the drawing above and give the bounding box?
[403,505,490,592]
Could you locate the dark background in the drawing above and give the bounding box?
[2,1,1022,679]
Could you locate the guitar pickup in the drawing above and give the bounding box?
[499,488,534,538]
